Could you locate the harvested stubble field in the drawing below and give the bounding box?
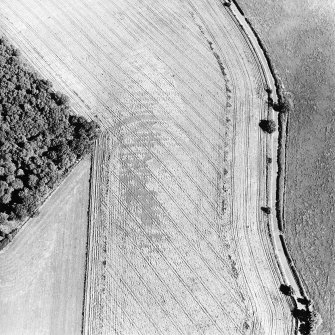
[0,157,91,335]
[0,0,296,334]
[238,1,335,333]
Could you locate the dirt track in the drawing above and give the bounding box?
[0,0,295,334]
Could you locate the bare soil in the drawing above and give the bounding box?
[237,1,335,334]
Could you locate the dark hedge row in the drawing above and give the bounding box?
[0,36,99,225]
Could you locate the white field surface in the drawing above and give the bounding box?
[0,1,295,334]
[0,157,91,335]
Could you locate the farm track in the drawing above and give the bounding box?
[0,0,295,334]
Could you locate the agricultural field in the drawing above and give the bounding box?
[0,157,91,335]
[0,0,301,334]
[238,1,335,334]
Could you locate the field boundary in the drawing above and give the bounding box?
[224,4,298,332]
[81,141,97,335]
[235,0,310,296]
[228,0,315,331]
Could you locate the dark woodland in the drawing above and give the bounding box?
[0,36,99,225]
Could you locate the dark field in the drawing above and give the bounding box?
[237,1,335,334]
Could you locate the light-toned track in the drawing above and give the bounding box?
[0,0,294,334]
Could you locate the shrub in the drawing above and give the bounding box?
[299,322,312,335]
[297,297,312,307]
[273,93,293,113]
[293,309,321,335]
[279,284,294,296]
[0,212,9,224]
[259,119,276,134]
[261,206,271,215]
[292,308,311,323]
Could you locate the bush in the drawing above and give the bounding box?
[259,119,276,134]
[299,322,312,335]
[279,284,294,296]
[297,297,312,307]
[273,93,293,114]
[293,309,321,335]
[0,212,9,224]
[292,308,311,323]
[261,206,271,214]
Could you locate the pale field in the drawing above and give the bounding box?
[0,0,295,334]
[0,157,91,335]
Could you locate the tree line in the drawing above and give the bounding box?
[0,36,99,226]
